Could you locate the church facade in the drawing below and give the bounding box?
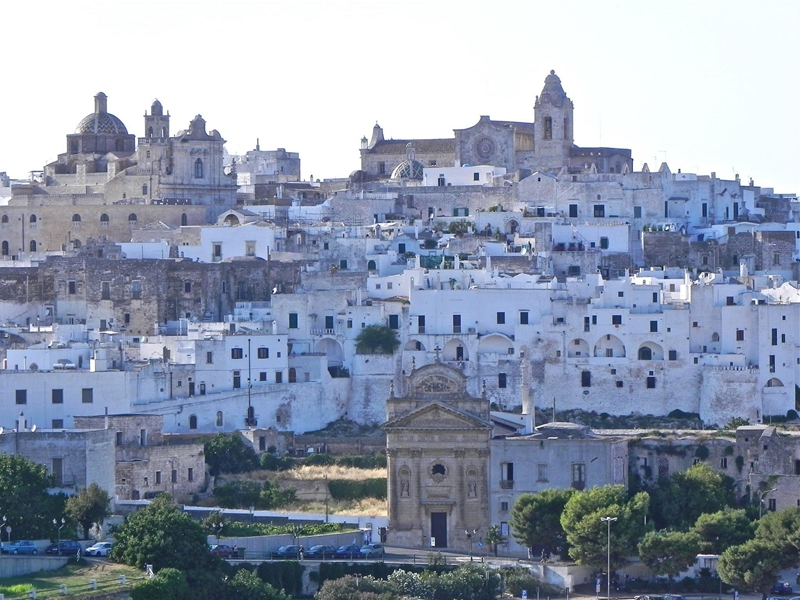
[358,70,633,181]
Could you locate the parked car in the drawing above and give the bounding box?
[360,543,385,558]
[209,544,233,558]
[84,542,112,557]
[2,540,39,555]
[335,544,361,559]
[45,540,83,555]
[772,583,795,596]
[304,544,336,560]
[273,545,300,559]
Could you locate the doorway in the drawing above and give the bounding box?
[430,512,447,548]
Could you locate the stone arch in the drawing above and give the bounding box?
[443,338,469,362]
[223,214,240,226]
[477,333,513,354]
[593,334,625,358]
[505,219,519,235]
[765,377,784,388]
[314,337,344,367]
[567,338,590,358]
[711,332,720,342]
[638,342,663,360]
[404,339,426,351]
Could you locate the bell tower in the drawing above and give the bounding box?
[144,99,170,140]
[533,70,574,169]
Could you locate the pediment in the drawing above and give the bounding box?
[384,402,491,431]
[403,363,471,399]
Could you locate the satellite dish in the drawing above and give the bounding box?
[0,427,4,434]
[31,424,37,432]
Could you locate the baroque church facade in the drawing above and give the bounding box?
[4,93,237,256]
[358,70,633,181]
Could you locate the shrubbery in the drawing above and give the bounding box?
[212,479,296,509]
[328,478,387,501]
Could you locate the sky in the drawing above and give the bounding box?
[2,0,798,193]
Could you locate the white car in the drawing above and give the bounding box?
[84,542,112,557]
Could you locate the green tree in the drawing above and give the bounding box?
[560,485,650,571]
[65,483,111,539]
[226,569,291,600]
[718,539,784,596]
[355,325,400,354]
[111,495,218,572]
[638,531,702,585]
[753,506,800,568]
[315,574,397,600]
[204,433,259,476]
[690,508,754,554]
[432,564,500,600]
[131,568,190,600]
[510,489,574,557]
[650,463,736,530]
[0,453,65,539]
[484,525,506,557]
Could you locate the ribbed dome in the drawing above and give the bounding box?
[75,112,128,135]
[391,159,424,180]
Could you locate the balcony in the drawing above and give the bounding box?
[499,480,514,490]
[310,328,337,336]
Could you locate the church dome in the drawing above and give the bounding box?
[391,159,424,180]
[74,92,129,135]
[537,70,568,108]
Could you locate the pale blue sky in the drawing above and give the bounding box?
[2,0,798,193]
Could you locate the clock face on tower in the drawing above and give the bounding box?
[474,136,496,162]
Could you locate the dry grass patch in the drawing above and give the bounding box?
[278,465,386,481]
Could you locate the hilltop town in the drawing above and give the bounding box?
[0,71,798,562]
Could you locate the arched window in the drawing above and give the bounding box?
[181,213,188,226]
[147,126,153,138]
[216,411,223,427]
[544,116,553,140]
[145,150,151,159]
[29,240,36,252]
[1,241,8,256]
[1,215,8,223]
[29,214,37,223]
[367,260,376,271]
[72,239,81,248]
[189,415,198,430]
[100,214,109,228]
[711,332,720,342]
[128,213,138,226]
[638,346,653,360]
[194,158,204,179]
[72,214,81,223]
[288,368,297,383]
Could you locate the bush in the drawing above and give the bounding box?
[336,453,386,469]
[213,479,296,509]
[259,453,294,471]
[328,478,387,501]
[305,453,337,467]
[256,560,305,597]
[204,434,259,476]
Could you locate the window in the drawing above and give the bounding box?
[184,281,192,294]
[52,458,63,485]
[772,328,778,346]
[498,373,507,388]
[275,371,283,384]
[206,351,213,364]
[258,347,269,359]
[188,468,194,482]
[15,389,27,405]
[593,204,605,217]
[82,388,93,403]
[612,315,622,325]
[537,464,548,482]
[347,319,353,329]
[378,161,386,175]
[101,281,110,300]
[288,368,297,383]
[668,350,677,361]
[634,206,642,218]
[520,311,529,325]
[544,116,552,139]
[216,411,223,427]
[289,313,298,329]
[418,315,426,334]
[156,471,162,485]
[501,501,509,512]
[389,314,399,329]
[769,355,776,373]
[773,253,780,266]
[231,347,243,359]
[194,158,204,178]
[452,314,461,334]
[650,320,658,333]
[52,389,63,404]
[473,172,480,181]
[501,462,514,488]
[245,241,256,256]
[618,291,624,298]
[339,259,348,270]
[571,463,586,489]
[581,371,591,387]
[233,371,241,388]
[616,380,624,388]
[646,376,656,389]
[100,214,109,228]
[131,280,141,299]
[52,419,64,429]
[568,204,578,218]
[736,329,744,341]
[72,214,81,224]
[496,312,505,325]
[720,457,728,469]
[124,313,130,324]
[171,470,178,484]
[1,241,7,256]
[68,282,77,297]
[29,240,37,252]
[600,237,609,249]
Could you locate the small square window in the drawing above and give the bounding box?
[616,380,624,388]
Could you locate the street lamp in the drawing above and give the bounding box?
[53,518,65,556]
[324,474,329,524]
[600,517,617,600]
[211,522,224,545]
[465,529,477,562]
[758,488,777,519]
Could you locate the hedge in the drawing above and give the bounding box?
[328,478,387,501]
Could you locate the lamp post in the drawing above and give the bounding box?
[465,529,477,562]
[600,517,617,600]
[53,518,65,556]
[324,474,329,524]
[758,488,777,519]
[212,522,224,545]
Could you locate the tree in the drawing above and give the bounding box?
[484,525,506,557]
[690,508,754,554]
[204,433,259,476]
[315,574,398,600]
[355,325,399,354]
[650,463,736,530]
[131,568,190,600]
[718,539,784,596]
[65,483,111,539]
[753,506,800,568]
[0,453,65,539]
[225,569,291,600]
[560,485,650,571]
[510,489,574,557]
[638,531,702,585]
[111,495,218,572]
